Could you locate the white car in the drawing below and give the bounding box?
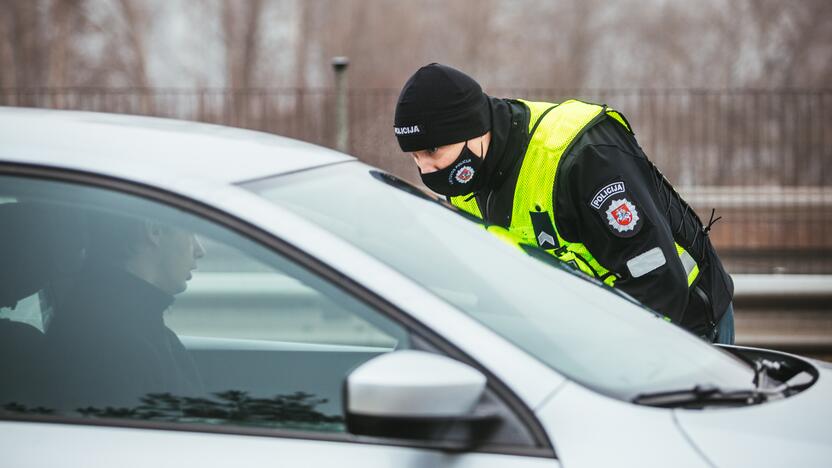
[0,107,829,468]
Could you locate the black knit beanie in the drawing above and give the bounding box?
[394,63,491,152]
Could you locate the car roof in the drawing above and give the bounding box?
[0,107,352,185]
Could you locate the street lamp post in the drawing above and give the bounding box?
[332,56,350,153]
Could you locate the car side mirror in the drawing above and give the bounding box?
[344,350,499,450]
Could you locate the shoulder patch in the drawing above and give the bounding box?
[602,197,642,238]
[589,181,626,209]
[588,179,643,238]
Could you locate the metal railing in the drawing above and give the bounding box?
[733,274,832,360]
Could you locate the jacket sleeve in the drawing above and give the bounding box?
[555,141,690,322]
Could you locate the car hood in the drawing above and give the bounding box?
[674,358,832,468]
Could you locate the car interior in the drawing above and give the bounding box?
[0,193,399,431]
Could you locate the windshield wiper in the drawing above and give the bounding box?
[635,358,819,408]
[632,384,768,408]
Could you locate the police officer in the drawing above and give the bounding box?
[393,63,734,343]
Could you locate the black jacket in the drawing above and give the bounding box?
[45,263,203,409]
[471,97,733,337]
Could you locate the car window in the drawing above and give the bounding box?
[0,175,409,434]
[249,162,755,400]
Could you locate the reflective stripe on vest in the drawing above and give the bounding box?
[451,99,699,288]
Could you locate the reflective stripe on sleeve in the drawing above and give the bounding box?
[626,247,667,278]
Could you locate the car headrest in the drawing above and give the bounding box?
[0,202,87,308]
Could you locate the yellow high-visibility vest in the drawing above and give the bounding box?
[450,99,699,288]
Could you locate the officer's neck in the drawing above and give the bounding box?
[479,97,520,192]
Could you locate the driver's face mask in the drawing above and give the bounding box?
[419,140,484,197]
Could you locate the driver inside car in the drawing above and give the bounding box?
[45,211,206,409]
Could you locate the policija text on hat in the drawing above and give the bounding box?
[393,63,734,343]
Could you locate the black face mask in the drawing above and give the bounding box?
[420,140,484,197]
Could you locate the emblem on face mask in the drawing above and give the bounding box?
[454,165,475,184]
[606,198,639,233]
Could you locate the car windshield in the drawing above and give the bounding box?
[247,161,754,399]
